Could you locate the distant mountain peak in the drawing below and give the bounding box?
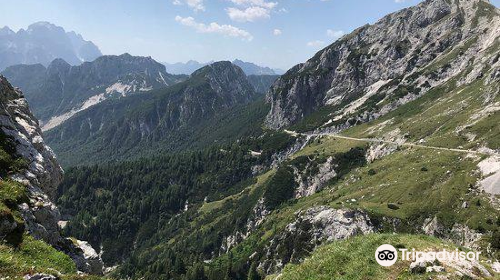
[164,59,280,75]
[0,26,14,35]
[0,22,102,70]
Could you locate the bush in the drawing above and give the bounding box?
[387,203,400,210]
[491,231,500,249]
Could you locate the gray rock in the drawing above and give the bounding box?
[265,0,500,130]
[294,156,338,198]
[409,260,433,274]
[426,265,445,273]
[23,274,59,280]
[0,76,103,275]
[259,206,375,274]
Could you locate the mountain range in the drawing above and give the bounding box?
[164,59,285,75]
[44,61,271,166]
[0,22,102,71]
[0,0,499,280]
[1,53,186,131]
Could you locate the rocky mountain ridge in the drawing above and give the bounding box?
[0,21,102,71]
[0,75,103,276]
[44,61,263,166]
[265,0,500,131]
[2,53,185,130]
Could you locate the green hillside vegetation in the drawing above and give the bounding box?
[56,61,500,279]
[45,65,267,167]
[0,132,104,279]
[266,234,497,280]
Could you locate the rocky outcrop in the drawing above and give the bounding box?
[293,156,337,198]
[23,273,59,280]
[265,0,500,130]
[259,206,375,274]
[0,76,103,275]
[422,216,483,250]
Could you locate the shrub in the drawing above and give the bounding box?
[387,203,400,210]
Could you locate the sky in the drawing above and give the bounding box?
[1,0,499,70]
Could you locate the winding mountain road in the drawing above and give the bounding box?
[284,130,495,157]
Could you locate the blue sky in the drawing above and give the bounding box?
[1,0,499,69]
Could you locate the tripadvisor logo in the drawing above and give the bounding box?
[375,244,398,266]
[375,244,482,267]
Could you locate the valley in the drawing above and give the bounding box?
[0,0,499,279]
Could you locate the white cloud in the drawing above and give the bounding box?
[173,0,205,11]
[229,0,277,9]
[307,40,325,47]
[227,6,270,22]
[326,29,344,40]
[226,0,277,22]
[273,29,282,36]
[175,16,253,41]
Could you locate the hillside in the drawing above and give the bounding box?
[267,234,499,280]
[44,61,265,166]
[2,54,185,130]
[0,22,101,71]
[55,0,500,279]
[266,0,500,132]
[0,76,105,279]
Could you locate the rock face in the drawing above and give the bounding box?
[0,76,103,274]
[265,0,500,130]
[0,22,101,71]
[2,54,184,129]
[293,156,337,198]
[259,206,375,274]
[247,74,280,94]
[422,216,483,250]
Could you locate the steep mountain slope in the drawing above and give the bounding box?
[2,53,185,130]
[0,22,101,71]
[45,61,263,166]
[0,76,104,278]
[56,0,500,279]
[266,0,500,131]
[247,75,280,94]
[59,74,500,279]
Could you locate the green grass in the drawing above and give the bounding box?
[0,234,75,278]
[0,234,107,280]
[266,234,497,280]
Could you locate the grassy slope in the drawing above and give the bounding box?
[0,133,106,279]
[198,64,500,278]
[266,234,497,280]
